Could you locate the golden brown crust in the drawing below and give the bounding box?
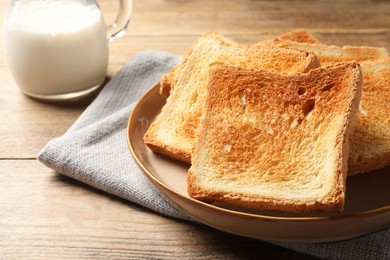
[145,142,191,163]
[279,28,321,44]
[268,39,388,65]
[188,63,362,213]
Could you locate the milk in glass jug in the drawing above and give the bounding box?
[4,0,132,101]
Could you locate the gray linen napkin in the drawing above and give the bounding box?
[38,50,390,260]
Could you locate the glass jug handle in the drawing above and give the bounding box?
[106,0,132,42]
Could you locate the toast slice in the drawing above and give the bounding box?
[264,39,388,65]
[144,38,320,163]
[160,30,320,97]
[278,28,321,44]
[264,28,321,46]
[264,38,389,175]
[188,63,362,213]
[160,32,238,97]
[349,58,390,175]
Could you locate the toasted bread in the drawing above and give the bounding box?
[144,38,320,163]
[349,58,390,175]
[278,28,321,44]
[264,39,388,65]
[264,37,389,174]
[160,30,321,97]
[159,32,238,97]
[188,63,362,213]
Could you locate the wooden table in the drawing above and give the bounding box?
[1,0,388,258]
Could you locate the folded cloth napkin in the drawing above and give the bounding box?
[38,50,389,260]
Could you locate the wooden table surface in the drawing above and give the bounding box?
[1,0,389,259]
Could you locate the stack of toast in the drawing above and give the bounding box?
[143,29,389,213]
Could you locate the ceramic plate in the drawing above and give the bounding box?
[127,84,390,243]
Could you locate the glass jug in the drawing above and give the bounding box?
[4,0,132,101]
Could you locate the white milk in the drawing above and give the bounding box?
[5,0,108,97]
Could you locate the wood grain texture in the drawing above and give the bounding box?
[0,0,389,258]
[127,0,390,35]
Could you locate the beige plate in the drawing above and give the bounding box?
[127,84,390,243]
